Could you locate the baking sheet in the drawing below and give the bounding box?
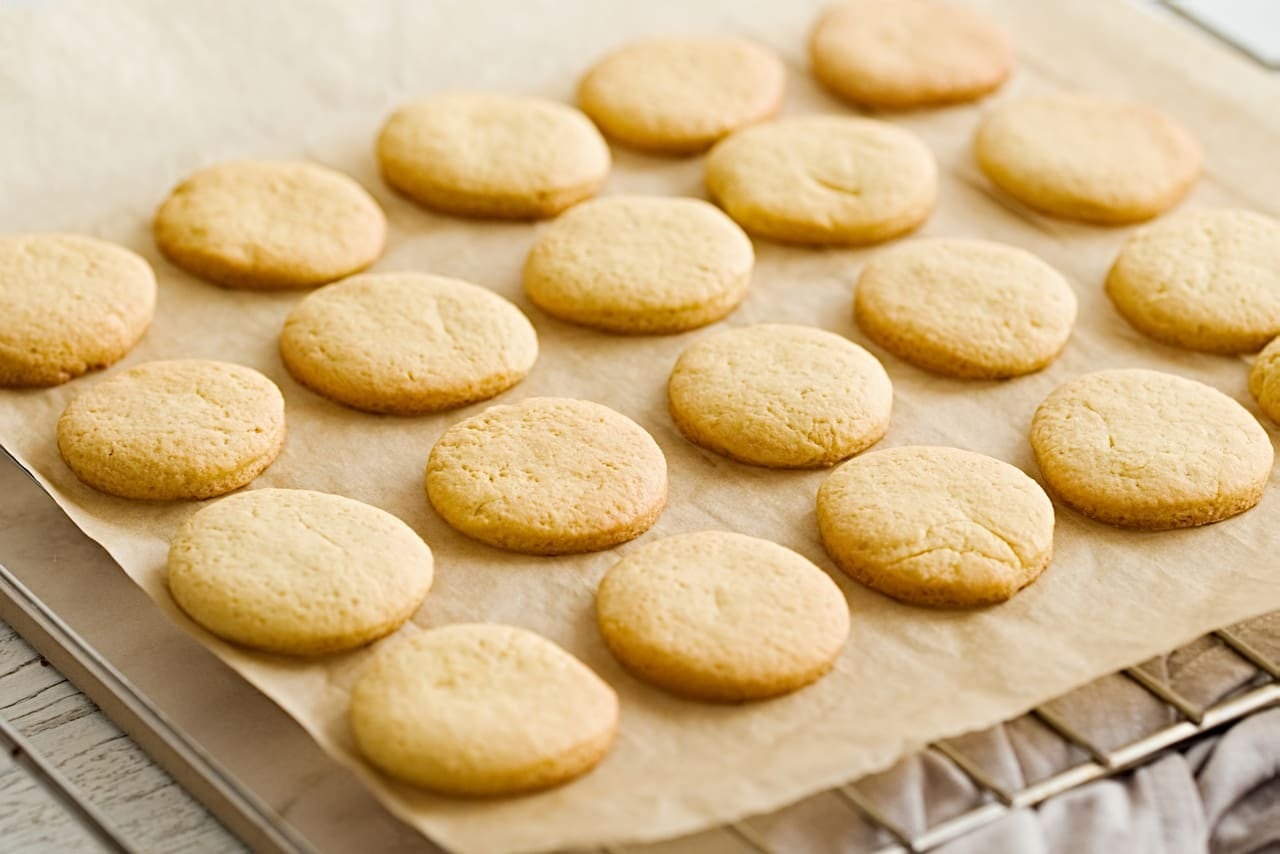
[2,1,1279,852]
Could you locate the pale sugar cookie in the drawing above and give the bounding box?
[817,446,1055,607]
[578,36,785,154]
[349,623,618,795]
[1106,209,1280,353]
[425,397,667,554]
[596,531,850,702]
[974,93,1201,224]
[167,489,433,656]
[154,160,386,290]
[523,196,753,334]
[668,324,892,468]
[57,360,286,500]
[854,238,1076,378]
[705,116,937,245]
[1031,369,1272,529]
[377,93,610,219]
[280,273,537,413]
[1250,336,1280,424]
[810,0,1013,109]
[0,234,155,387]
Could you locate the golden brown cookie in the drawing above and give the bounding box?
[810,0,1014,109]
[154,160,386,289]
[705,116,937,245]
[1031,369,1273,528]
[57,360,286,500]
[578,36,785,154]
[523,196,753,334]
[377,93,610,219]
[425,398,667,554]
[168,489,433,656]
[817,446,1055,607]
[974,93,1201,224]
[349,623,619,796]
[280,273,538,413]
[596,531,850,702]
[0,234,155,387]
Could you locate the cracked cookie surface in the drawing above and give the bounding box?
[57,359,286,499]
[350,623,618,795]
[1107,209,1280,353]
[167,488,433,655]
[1031,369,1272,529]
[523,195,753,334]
[281,273,537,413]
[154,160,385,289]
[704,116,936,245]
[596,531,850,702]
[425,397,667,554]
[817,445,1054,607]
[668,324,892,468]
[0,233,156,387]
[854,238,1076,378]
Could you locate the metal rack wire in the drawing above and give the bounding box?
[600,626,1280,854]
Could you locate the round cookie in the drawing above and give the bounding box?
[167,489,433,656]
[854,238,1077,378]
[523,196,753,334]
[578,36,785,154]
[596,531,850,702]
[1250,336,1280,425]
[810,0,1013,110]
[974,93,1201,224]
[57,360,286,500]
[280,273,538,414]
[1031,369,1273,529]
[350,623,618,796]
[705,116,937,245]
[668,324,892,468]
[376,93,611,220]
[425,397,667,554]
[0,234,155,387]
[154,160,386,290]
[817,446,1055,608]
[1106,209,1280,353]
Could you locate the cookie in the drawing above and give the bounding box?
[817,446,1055,608]
[349,623,618,796]
[705,116,937,245]
[854,238,1077,378]
[578,36,785,154]
[167,489,433,656]
[0,234,155,387]
[1250,336,1280,424]
[377,93,611,219]
[280,273,538,414]
[1106,209,1280,353]
[1031,369,1273,529]
[810,0,1014,109]
[425,398,667,554]
[596,531,849,702]
[974,93,1201,224]
[668,324,892,468]
[523,196,753,334]
[57,360,286,500]
[154,160,386,290]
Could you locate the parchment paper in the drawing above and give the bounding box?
[1,1,1279,852]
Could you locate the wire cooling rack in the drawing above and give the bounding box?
[595,623,1279,854]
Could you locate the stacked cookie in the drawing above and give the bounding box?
[4,0,1278,803]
